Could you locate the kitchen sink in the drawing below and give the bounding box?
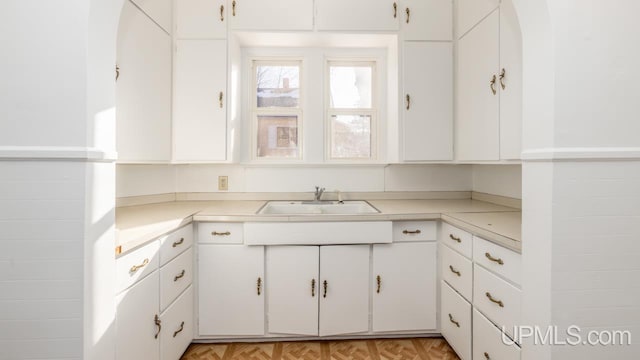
[257,200,380,215]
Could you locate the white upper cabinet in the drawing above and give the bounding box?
[116,0,172,163]
[229,0,314,30]
[176,0,227,39]
[402,41,453,161]
[130,0,173,33]
[401,0,453,41]
[173,39,227,162]
[499,0,523,160]
[456,0,499,38]
[316,0,399,31]
[456,9,500,161]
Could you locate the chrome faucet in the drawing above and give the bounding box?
[314,186,326,202]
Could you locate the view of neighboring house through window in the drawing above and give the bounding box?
[327,61,376,160]
[253,60,302,159]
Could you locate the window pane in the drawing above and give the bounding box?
[257,115,300,158]
[256,65,300,108]
[329,66,372,109]
[330,115,371,159]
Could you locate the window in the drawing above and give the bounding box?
[327,61,376,160]
[252,60,302,159]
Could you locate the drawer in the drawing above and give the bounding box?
[160,285,194,360]
[473,308,521,360]
[441,244,472,301]
[116,240,160,294]
[473,236,521,285]
[198,222,243,244]
[159,225,193,266]
[473,264,521,339]
[160,248,193,311]
[392,221,437,242]
[440,281,471,360]
[441,222,472,258]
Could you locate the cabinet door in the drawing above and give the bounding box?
[176,0,227,39]
[316,0,399,31]
[198,245,264,336]
[401,0,452,41]
[131,0,173,33]
[173,39,227,162]
[456,0,499,38]
[229,0,313,30]
[266,246,319,336]
[372,242,437,332]
[116,0,172,162]
[403,41,453,161]
[319,245,370,336]
[456,10,500,161]
[116,272,160,360]
[499,0,523,160]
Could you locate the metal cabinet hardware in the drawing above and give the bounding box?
[376,275,381,293]
[499,68,506,89]
[173,321,185,337]
[323,280,328,298]
[174,270,186,282]
[232,0,236,16]
[448,313,460,327]
[402,229,421,234]
[212,231,231,236]
[484,352,491,360]
[406,94,411,110]
[485,292,504,307]
[257,277,262,295]
[219,91,224,108]
[393,2,397,18]
[406,8,410,23]
[154,314,162,339]
[449,234,461,243]
[115,65,120,81]
[485,252,504,265]
[130,258,149,273]
[490,74,497,95]
[449,265,461,277]
[172,238,184,248]
[220,5,224,21]
[311,279,316,297]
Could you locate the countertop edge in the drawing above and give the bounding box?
[441,213,522,253]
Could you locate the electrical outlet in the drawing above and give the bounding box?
[218,176,228,191]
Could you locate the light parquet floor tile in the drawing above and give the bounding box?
[181,337,460,360]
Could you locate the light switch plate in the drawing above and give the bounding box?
[218,176,228,191]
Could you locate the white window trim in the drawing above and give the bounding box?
[250,58,304,161]
[325,59,378,162]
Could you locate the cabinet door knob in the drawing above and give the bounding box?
[154,314,162,339]
[219,91,224,108]
[448,313,460,328]
[449,265,461,277]
[406,94,411,110]
[484,352,491,360]
[490,74,497,95]
[232,0,236,16]
[393,2,397,18]
[129,258,149,273]
[405,8,410,23]
[323,280,328,298]
[499,68,506,90]
[115,65,120,81]
[173,321,185,337]
[376,275,381,293]
[486,292,504,307]
[485,252,504,265]
[311,278,316,297]
[257,277,262,296]
[220,5,224,21]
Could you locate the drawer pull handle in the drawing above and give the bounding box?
[405,7,410,23]
[174,270,186,282]
[173,321,185,338]
[449,265,461,277]
[393,2,397,18]
[402,229,421,234]
[311,279,316,297]
[323,280,328,298]
[490,74,497,95]
[212,231,231,236]
[154,314,161,339]
[499,68,506,90]
[448,313,460,328]
[405,94,411,110]
[486,292,504,307]
[449,234,461,243]
[172,238,184,247]
[220,5,224,21]
[232,0,236,16]
[376,275,382,293]
[130,258,149,273]
[485,252,504,265]
[484,352,491,360]
[257,277,262,296]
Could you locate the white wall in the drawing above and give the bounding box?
[116,164,474,197]
[472,164,522,199]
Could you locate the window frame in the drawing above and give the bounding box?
[325,59,378,162]
[251,58,304,161]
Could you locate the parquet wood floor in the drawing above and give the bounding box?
[181,338,460,360]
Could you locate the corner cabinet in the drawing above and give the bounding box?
[173,39,228,162]
[456,0,522,161]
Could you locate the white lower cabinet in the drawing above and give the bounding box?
[440,281,471,360]
[473,308,521,360]
[198,244,265,336]
[372,242,437,332]
[473,264,522,339]
[161,286,194,360]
